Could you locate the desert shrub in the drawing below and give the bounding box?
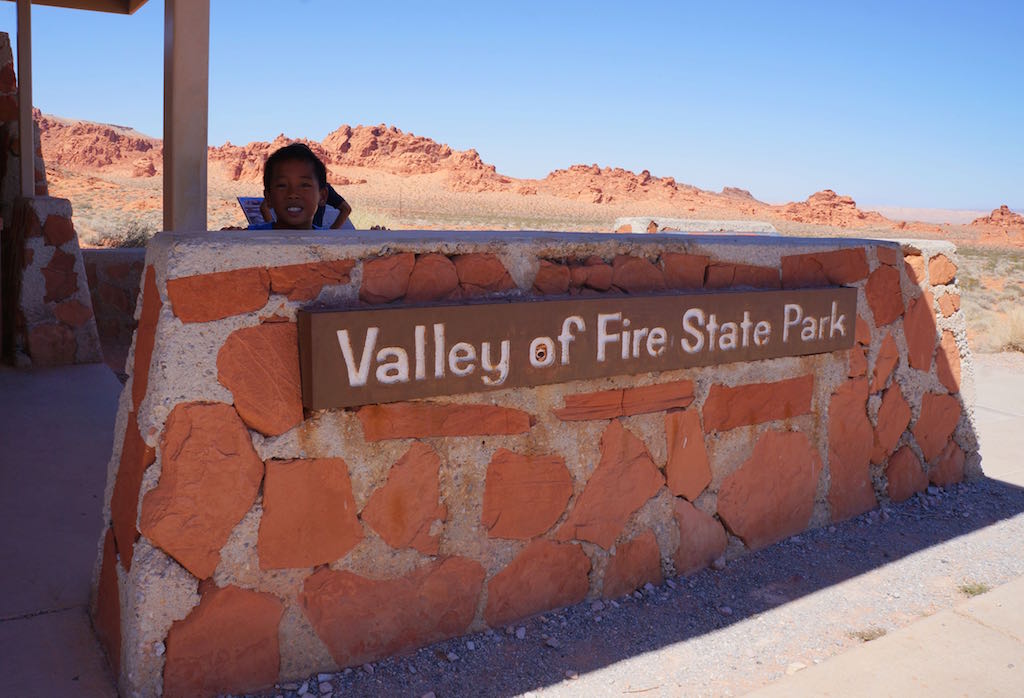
[996,307,1024,352]
[98,220,154,248]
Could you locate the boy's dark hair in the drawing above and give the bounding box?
[263,143,328,190]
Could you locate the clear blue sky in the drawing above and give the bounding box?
[2,0,1022,210]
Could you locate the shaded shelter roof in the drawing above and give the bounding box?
[3,0,148,14]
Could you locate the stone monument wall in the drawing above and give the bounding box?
[91,230,975,697]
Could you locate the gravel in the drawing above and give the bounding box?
[235,476,1024,698]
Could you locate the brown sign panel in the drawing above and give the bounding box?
[298,287,857,409]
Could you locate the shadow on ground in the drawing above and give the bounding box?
[253,476,1024,698]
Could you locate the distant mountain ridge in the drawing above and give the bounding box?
[36,111,1024,238]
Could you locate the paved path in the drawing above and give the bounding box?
[0,363,120,697]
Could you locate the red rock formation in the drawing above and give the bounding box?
[969,206,1024,245]
[774,190,889,228]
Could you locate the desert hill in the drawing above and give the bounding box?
[35,111,1023,248]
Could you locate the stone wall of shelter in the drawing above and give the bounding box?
[82,248,146,373]
[3,195,101,365]
[91,230,976,698]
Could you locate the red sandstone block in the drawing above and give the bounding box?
[93,528,121,676]
[702,375,814,432]
[484,540,590,627]
[936,331,962,393]
[554,381,695,421]
[913,392,961,462]
[302,558,485,667]
[358,402,531,441]
[865,265,904,326]
[360,253,415,303]
[930,440,966,487]
[42,247,78,303]
[875,245,903,267]
[904,255,926,285]
[54,299,93,328]
[533,259,571,295]
[163,585,284,698]
[855,315,871,346]
[482,449,572,539]
[937,293,960,317]
[904,291,937,371]
[871,384,911,465]
[569,258,614,291]
[827,378,877,522]
[258,458,362,568]
[673,498,727,575]
[132,266,161,412]
[780,248,870,289]
[167,267,270,323]
[361,443,447,554]
[704,262,780,290]
[454,253,516,296]
[216,322,303,437]
[268,259,355,301]
[98,282,132,315]
[406,253,459,302]
[27,323,76,366]
[555,420,664,549]
[611,255,666,293]
[603,530,663,599]
[139,402,264,579]
[870,333,899,393]
[664,410,711,501]
[928,254,957,285]
[662,252,708,290]
[886,446,927,503]
[42,214,75,247]
[848,346,868,378]
[717,431,822,550]
[110,415,156,571]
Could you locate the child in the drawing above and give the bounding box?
[249,143,352,230]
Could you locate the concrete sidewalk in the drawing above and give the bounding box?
[746,577,1024,697]
[0,363,121,697]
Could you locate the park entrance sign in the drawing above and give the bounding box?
[298,287,858,408]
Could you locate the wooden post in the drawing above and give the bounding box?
[16,0,32,198]
[162,0,210,232]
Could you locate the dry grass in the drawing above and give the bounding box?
[848,627,887,642]
[958,581,991,597]
[956,246,1024,353]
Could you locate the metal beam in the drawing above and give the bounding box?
[162,0,209,232]
[16,0,32,197]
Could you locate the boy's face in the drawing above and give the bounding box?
[264,158,328,229]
